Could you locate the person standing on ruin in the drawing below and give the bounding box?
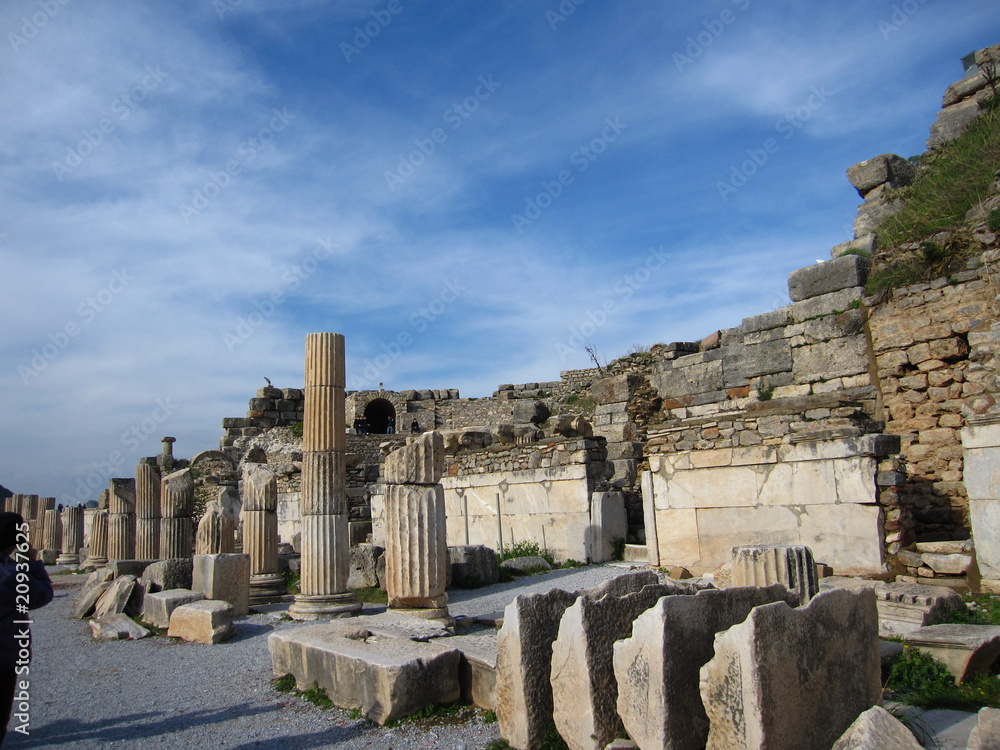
[0,512,53,745]
[410,419,420,434]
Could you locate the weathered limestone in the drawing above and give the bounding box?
[904,624,1000,683]
[449,545,500,589]
[93,575,138,619]
[167,599,235,644]
[347,544,383,590]
[57,505,84,565]
[90,614,150,641]
[845,153,916,196]
[42,508,61,555]
[731,545,818,604]
[551,581,691,750]
[34,497,54,548]
[871,580,963,637]
[195,501,235,555]
[21,495,38,544]
[72,579,113,619]
[160,468,194,560]
[135,462,161,560]
[268,621,462,725]
[614,585,799,750]
[968,707,1000,750]
[830,705,923,750]
[140,558,193,592]
[192,553,250,615]
[288,332,360,620]
[961,421,1000,592]
[787,254,868,303]
[384,431,449,618]
[699,588,880,750]
[142,589,206,629]
[243,464,287,605]
[495,572,659,750]
[87,509,109,568]
[108,478,136,560]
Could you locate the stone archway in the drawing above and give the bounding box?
[363,398,397,434]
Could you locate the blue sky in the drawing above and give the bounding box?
[1,0,997,503]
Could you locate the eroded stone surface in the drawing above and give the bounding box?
[167,599,235,644]
[904,624,1000,683]
[192,553,250,615]
[90,613,150,641]
[830,705,923,750]
[92,575,138,620]
[142,589,207,630]
[968,707,1000,750]
[383,431,445,485]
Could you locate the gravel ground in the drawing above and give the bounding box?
[4,564,639,749]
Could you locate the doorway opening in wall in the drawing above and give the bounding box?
[363,398,396,434]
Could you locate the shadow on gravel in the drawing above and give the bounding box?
[226,725,370,749]
[7,703,280,747]
[229,621,275,643]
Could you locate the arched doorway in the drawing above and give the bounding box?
[363,398,397,434]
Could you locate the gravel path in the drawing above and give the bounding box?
[5,564,640,749]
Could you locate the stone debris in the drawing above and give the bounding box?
[92,575,138,620]
[382,430,445,485]
[845,153,916,197]
[268,621,461,725]
[142,589,207,630]
[829,705,923,750]
[192,553,250,616]
[347,544,384,590]
[700,588,880,750]
[448,545,500,589]
[967,707,1000,750]
[90,613,151,641]
[821,577,963,637]
[903,624,1000,683]
[500,556,552,575]
[614,584,799,750]
[72,580,113,620]
[168,600,235,644]
[730,544,818,604]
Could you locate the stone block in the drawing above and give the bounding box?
[268,621,461,725]
[904,624,1000,683]
[140,558,194,592]
[614,584,797,750]
[108,560,156,578]
[928,98,982,149]
[830,705,923,750]
[500,556,551,575]
[921,552,972,575]
[742,308,792,334]
[652,360,723,399]
[72,580,113,619]
[788,255,868,302]
[192,553,250,615]
[968,707,1000,750]
[589,491,627,563]
[90,613,150,641]
[93,575,138,619]
[740,339,792,379]
[512,400,551,425]
[591,375,641,405]
[347,544,383,590]
[168,600,235,644]
[448,545,499,589]
[142,588,207,630]
[382,431,445,485]
[700,588,881,750]
[731,545,818,603]
[551,582,691,750]
[830,234,876,260]
[792,336,870,382]
[846,154,916,196]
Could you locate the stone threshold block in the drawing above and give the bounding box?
[142,589,206,630]
[268,621,462,725]
[90,613,150,641]
[168,600,235,644]
[904,624,1000,683]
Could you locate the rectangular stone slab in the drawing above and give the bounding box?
[269,621,462,725]
[142,588,206,630]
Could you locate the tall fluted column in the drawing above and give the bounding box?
[160,468,194,559]
[11,495,25,516]
[135,462,161,560]
[107,478,136,560]
[383,431,449,619]
[288,332,360,619]
[243,464,287,604]
[22,496,38,546]
[57,506,84,565]
[34,497,54,550]
[88,509,109,567]
[42,509,61,552]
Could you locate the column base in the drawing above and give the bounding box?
[288,592,362,620]
[389,605,452,623]
[249,573,290,605]
[55,554,80,565]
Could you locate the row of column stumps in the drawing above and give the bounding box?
[287,332,361,619]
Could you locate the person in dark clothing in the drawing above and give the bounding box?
[0,512,53,746]
[410,419,420,434]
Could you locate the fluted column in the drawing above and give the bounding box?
[135,462,161,560]
[383,431,449,618]
[160,468,194,559]
[88,509,109,566]
[42,509,61,552]
[35,497,55,547]
[22,495,38,547]
[107,478,136,560]
[57,506,84,565]
[244,464,287,604]
[11,494,25,516]
[288,332,360,619]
